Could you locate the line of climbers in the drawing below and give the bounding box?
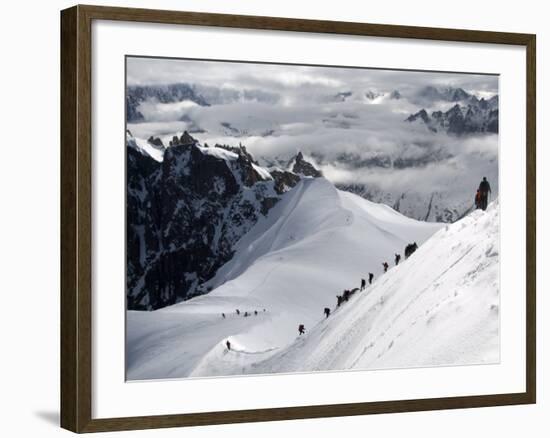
[312,241,420,333]
[227,240,422,348]
[221,308,267,319]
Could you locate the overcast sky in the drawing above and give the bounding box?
[127,57,498,104]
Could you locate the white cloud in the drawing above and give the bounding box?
[127,57,499,207]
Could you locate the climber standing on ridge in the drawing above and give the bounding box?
[383,262,389,273]
[298,324,306,335]
[368,272,374,285]
[475,189,482,210]
[324,307,331,318]
[395,253,401,266]
[361,278,366,291]
[478,177,492,211]
[226,340,231,351]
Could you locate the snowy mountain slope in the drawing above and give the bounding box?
[235,200,500,375]
[126,178,442,380]
[126,130,329,310]
[126,131,284,310]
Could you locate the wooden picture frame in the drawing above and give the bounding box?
[60,4,536,433]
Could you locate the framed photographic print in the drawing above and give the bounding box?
[60,4,536,433]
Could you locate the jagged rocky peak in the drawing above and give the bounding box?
[147,136,164,148]
[169,130,199,147]
[417,85,471,102]
[291,151,323,177]
[270,169,301,195]
[406,109,430,124]
[215,143,257,164]
[406,96,499,135]
[441,86,470,102]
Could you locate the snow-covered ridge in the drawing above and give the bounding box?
[243,200,500,374]
[126,131,164,162]
[126,178,445,379]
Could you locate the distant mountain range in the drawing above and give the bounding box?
[126,83,210,122]
[126,83,498,228]
[406,93,499,135]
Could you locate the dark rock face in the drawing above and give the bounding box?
[291,152,323,177]
[406,109,431,125]
[406,95,499,135]
[169,131,199,147]
[270,169,301,194]
[126,133,320,310]
[147,136,164,147]
[215,143,258,164]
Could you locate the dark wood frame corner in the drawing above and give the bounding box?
[60,4,536,433]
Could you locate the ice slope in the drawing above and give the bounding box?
[240,200,500,375]
[126,131,164,162]
[126,178,443,380]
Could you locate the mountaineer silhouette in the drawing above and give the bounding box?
[478,177,492,211]
[395,253,401,266]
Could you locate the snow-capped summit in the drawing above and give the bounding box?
[415,85,471,104]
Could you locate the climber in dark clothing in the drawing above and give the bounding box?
[298,324,306,335]
[226,340,231,351]
[337,295,343,307]
[361,278,366,291]
[368,272,374,284]
[324,307,331,318]
[382,262,389,273]
[236,309,240,315]
[395,254,401,266]
[405,242,418,258]
[475,189,482,209]
[222,313,226,319]
[478,177,492,211]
